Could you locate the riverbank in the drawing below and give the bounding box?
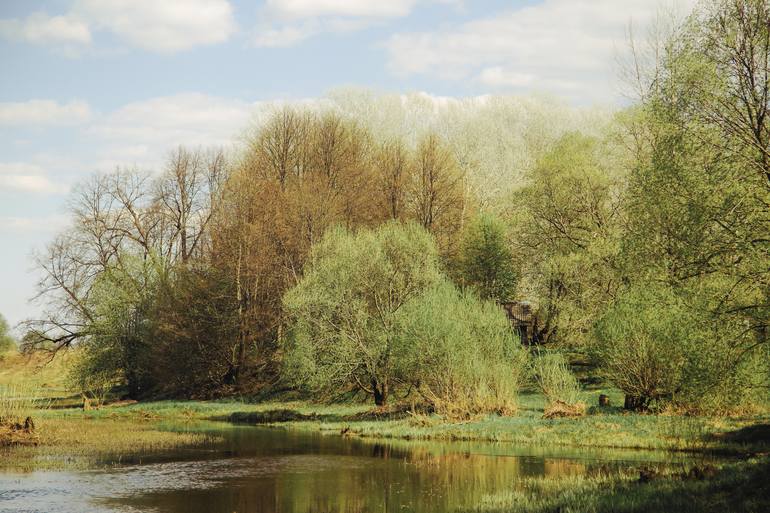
[3,350,769,469]
[4,395,766,469]
[4,398,770,512]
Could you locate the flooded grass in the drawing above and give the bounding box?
[11,394,768,469]
[1,388,768,474]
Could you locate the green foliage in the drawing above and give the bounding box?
[79,254,166,399]
[456,213,518,302]
[511,132,623,347]
[593,285,692,410]
[594,283,767,413]
[0,314,17,353]
[22,0,770,421]
[397,281,529,417]
[67,349,117,407]
[609,0,770,413]
[282,221,441,405]
[283,221,526,415]
[531,352,581,406]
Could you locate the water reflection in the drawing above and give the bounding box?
[0,423,709,513]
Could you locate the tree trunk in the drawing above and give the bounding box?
[624,394,648,411]
[372,379,388,406]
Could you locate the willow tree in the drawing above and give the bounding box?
[282,222,441,406]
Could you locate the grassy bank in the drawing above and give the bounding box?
[4,397,769,512]
[3,349,769,471]
[1,417,218,471]
[6,394,766,470]
[206,388,770,455]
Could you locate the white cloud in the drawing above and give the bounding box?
[91,93,254,145]
[254,21,319,47]
[385,0,698,103]
[87,93,259,169]
[478,68,537,88]
[254,0,453,48]
[265,0,420,19]
[0,99,92,126]
[0,162,68,195]
[0,12,91,46]
[0,174,63,195]
[0,1,236,54]
[74,0,237,53]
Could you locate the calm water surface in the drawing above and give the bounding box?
[0,423,709,513]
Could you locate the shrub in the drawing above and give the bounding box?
[594,285,698,410]
[398,281,530,418]
[282,221,442,406]
[68,348,119,407]
[283,221,528,416]
[531,352,581,406]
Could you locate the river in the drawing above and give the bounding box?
[0,422,709,513]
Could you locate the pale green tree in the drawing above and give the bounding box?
[456,213,518,302]
[619,0,770,389]
[282,222,441,405]
[510,132,624,346]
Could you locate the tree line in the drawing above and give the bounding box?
[23,0,769,415]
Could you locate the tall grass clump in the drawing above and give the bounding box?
[1,383,42,446]
[0,384,39,423]
[531,352,581,407]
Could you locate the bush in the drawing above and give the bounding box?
[283,221,528,416]
[531,352,581,406]
[594,283,767,413]
[397,281,530,418]
[68,348,119,407]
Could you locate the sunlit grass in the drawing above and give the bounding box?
[260,390,769,454]
[0,383,39,421]
[1,417,220,471]
[0,350,75,403]
[2,348,769,473]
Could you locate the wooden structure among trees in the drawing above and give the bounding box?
[501,301,540,345]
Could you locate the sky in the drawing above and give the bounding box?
[0,0,696,331]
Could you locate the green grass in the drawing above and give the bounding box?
[0,349,82,407]
[264,390,769,455]
[0,350,71,390]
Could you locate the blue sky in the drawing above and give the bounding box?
[0,0,695,330]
